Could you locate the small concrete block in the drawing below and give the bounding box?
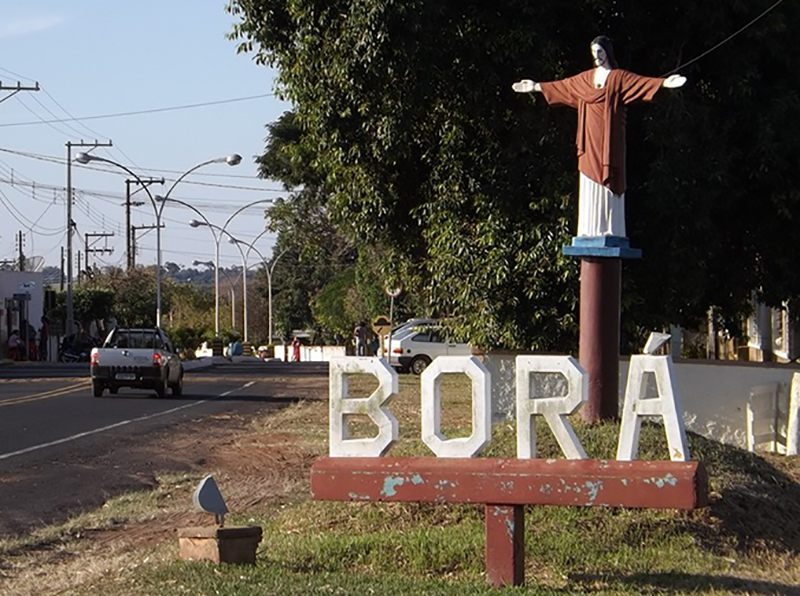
[178,526,262,565]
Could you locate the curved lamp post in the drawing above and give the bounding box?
[74,152,164,326]
[76,152,242,328]
[228,233,287,346]
[162,196,273,337]
[226,226,272,343]
[193,259,237,329]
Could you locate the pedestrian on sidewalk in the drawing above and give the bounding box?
[353,321,368,356]
[38,316,50,362]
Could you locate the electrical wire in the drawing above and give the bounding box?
[0,146,267,180]
[0,147,288,192]
[0,188,64,234]
[0,93,276,128]
[12,95,85,140]
[662,0,785,76]
[39,86,147,174]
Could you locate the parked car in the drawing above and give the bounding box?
[390,317,438,336]
[90,328,184,398]
[383,324,471,374]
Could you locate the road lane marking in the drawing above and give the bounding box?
[0,382,92,408]
[0,382,255,461]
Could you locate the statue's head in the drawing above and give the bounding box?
[590,36,618,69]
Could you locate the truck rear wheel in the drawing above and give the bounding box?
[155,375,168,398]
[92,381,104,398]
[171,373,184,397]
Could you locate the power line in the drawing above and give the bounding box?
[0,188,64,234]
[0,176,281,215]
[38,86,147,172]
[0,147,288,191]
[663,0,785,75]
[0,92,276,128]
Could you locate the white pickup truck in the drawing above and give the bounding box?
[90,328,184,398]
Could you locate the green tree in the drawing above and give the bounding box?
[228,0,800,352]
[252,112,368,342]
[53,286,115,336]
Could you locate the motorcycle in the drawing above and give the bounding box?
[58,334,96,363]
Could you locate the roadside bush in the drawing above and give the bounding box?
[165,325,208,359]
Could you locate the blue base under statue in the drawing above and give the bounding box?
[562,236,642,259]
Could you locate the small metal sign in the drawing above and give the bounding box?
[372,316,391,336]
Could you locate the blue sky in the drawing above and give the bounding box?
[0,1,291,274]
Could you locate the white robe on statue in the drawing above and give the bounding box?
[577,172,626,237]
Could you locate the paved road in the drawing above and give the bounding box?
[0,359,328,536]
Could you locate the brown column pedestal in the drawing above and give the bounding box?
[578,257,621,423]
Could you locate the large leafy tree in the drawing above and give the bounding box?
[254,112,399,342]
[229,0,800,351]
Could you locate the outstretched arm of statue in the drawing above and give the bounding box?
[662,74,687,88]
[512,79,542,93]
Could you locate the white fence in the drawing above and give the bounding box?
[484,354,800,451]
[273,345,346,362]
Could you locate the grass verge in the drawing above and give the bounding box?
[2,373,798,595]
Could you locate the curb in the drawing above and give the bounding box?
[183,358,215,371]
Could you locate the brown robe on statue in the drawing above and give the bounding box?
[539,69,664,196]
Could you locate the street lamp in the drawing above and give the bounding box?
[74,152,164,326]
[75,152,242,328]
[163,196,273,337]
[226,237,250,343]
[228,232,287,345]
[193,259,237,330]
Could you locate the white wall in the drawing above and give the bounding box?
[484,353,800,450]
[274,345,347,362]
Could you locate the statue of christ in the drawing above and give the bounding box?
[513,36,686,237]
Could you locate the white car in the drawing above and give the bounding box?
[384,324,471,374]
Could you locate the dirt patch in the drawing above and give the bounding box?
[0,370,328,538]
[0,369,329,595]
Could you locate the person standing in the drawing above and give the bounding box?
[292,336,301,362]
[38,316,50,362]
[512,36,686,237]
[7,330,22,361]
[353,321,368,356]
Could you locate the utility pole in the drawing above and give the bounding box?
[60,247,65,290]
[16,230,25,271]
[84,232,114,270]
[77,250,82,283]
[125,177,162,270]
[0,80,39,104]
[130,224,161,269]
[66,139,112,337]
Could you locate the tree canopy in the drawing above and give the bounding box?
[228,0,800,351]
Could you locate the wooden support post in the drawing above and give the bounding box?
[485,504,524,587]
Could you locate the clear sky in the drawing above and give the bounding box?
[0,1,291,276]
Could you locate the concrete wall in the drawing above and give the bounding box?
[274,345,346,362]
[484,353,800,450]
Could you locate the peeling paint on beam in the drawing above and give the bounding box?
[311,457,708,509]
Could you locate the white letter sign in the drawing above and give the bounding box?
[329,357,398,457]
[421,356,491,458]
[616,355,689,461]
[515,355,588,459]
